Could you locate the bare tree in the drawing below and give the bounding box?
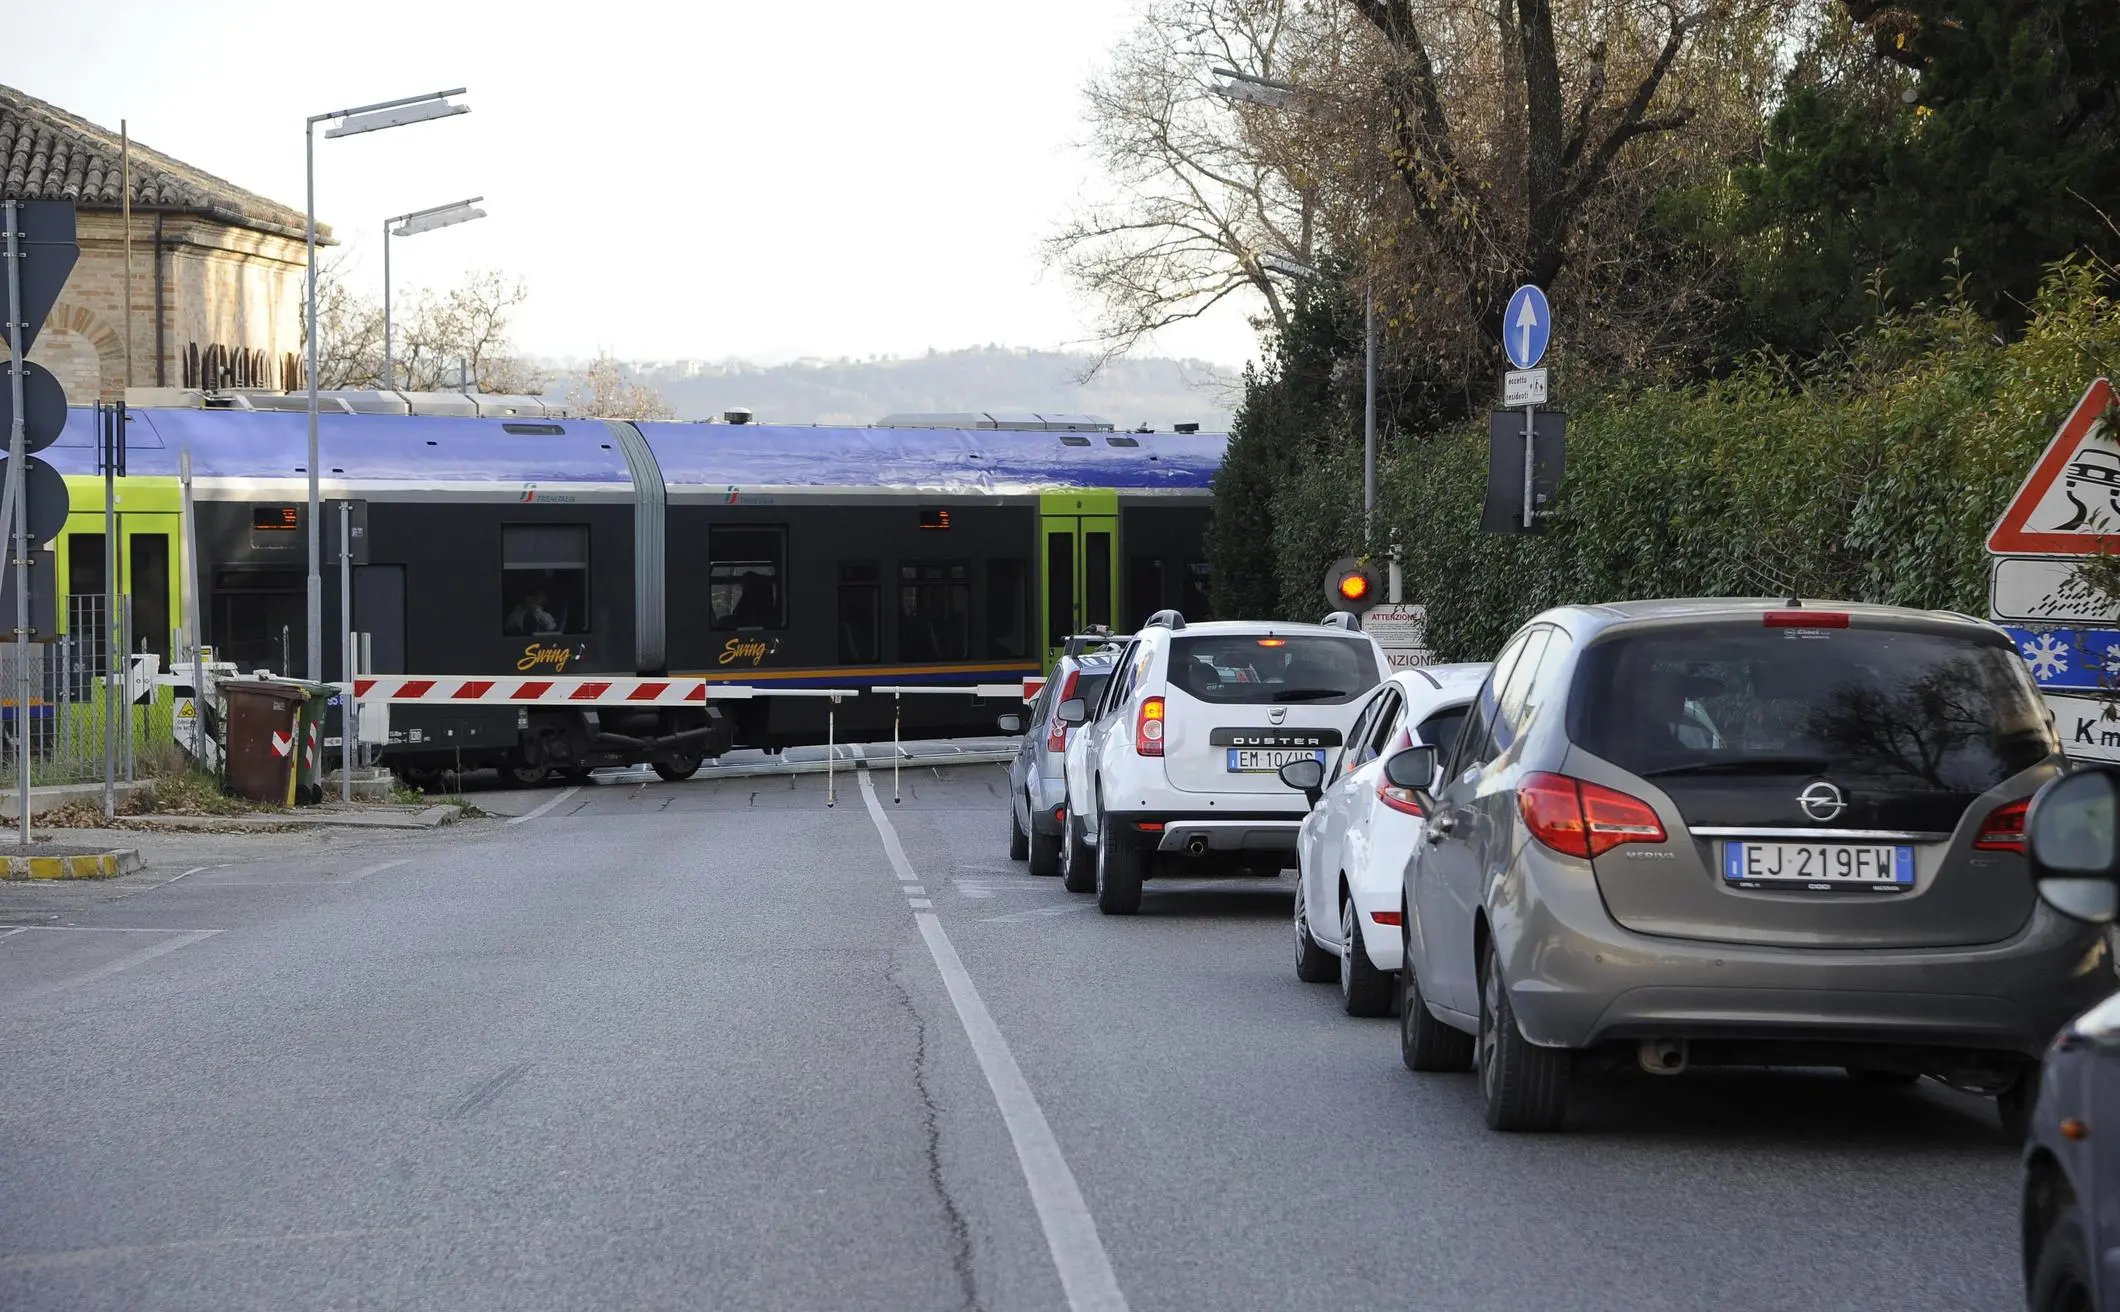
[306,261,548,395]
[1047,0,1326,373]
[567,353,675,420]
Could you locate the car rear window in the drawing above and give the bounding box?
[1166,634,1380,706]
[1567,624,2055,792]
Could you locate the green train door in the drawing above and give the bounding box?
[1039,491,1119,670]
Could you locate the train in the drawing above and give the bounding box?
[37,395,1226,784]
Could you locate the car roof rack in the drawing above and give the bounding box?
[1144,609,1186,631]
[1319,612,1361,631]
[1062,627,1119,656]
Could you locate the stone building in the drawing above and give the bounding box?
[0,82,327,400]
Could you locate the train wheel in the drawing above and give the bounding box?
[653,749,704,783]
[504,764,552,788]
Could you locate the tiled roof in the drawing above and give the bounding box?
[0,82,328,242]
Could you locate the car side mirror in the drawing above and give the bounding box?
[1057,698,1087,726]
[1278,757,1326,808]
[996,713,1024,735]
[1383,746,1437,792]
[2028,767,2120,923]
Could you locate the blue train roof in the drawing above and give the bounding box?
[43,407,1224,494]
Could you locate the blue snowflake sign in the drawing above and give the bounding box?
[2001,625,2120,690]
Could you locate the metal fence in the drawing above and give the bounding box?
[0,595,178,791]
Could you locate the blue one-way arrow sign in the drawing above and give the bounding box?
[1505,284,1551,370]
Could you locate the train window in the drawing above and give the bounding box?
[898,560,970,662]
[710,526,787,630]
[1045,532,1073,647]
[986,558,1030,659]
[502,525,589,636]
[1126,556,1165,631]
[838,562,880,664]
[1084,532,1112,629]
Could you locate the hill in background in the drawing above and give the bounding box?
[546,346,1241,431]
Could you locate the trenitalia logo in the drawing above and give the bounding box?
[520,484,575,504]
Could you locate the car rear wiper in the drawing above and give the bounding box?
[1637,756,1832,778]
[1271,687,1352,702]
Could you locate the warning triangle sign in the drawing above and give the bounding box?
[1988,378,2120,556]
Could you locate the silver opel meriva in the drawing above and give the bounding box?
[1396,599,2114,1134]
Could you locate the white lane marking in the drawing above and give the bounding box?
[856,767,1128,1312]
[13,929,221,1002]
[0,926,27,941]
[904,884,926,896]
[979,902,1094,926]
[507,786,581,826]
[343,858,410,883]
[0,925,209,933]
[908,898,934,909]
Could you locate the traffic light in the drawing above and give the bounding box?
[1323,556,1383,615]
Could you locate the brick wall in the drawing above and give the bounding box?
[1,210,309,401]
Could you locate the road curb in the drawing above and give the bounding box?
[5,849,143,880]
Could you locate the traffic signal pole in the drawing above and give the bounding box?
[5,204,29,845]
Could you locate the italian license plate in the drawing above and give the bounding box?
[1722,842,1914,892]
[1227,748,1325,773]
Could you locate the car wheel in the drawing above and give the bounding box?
[1095,808,1143,915]
[1400,946,1474,1072]
[1008,802,1030,861]
[1477,938,1570,1132]
[1027,818,1062,878]
[1845,1067,1920,1087]
[2029,1201,2094,1312]
[1293,881,1337,983]
[1998,1069,2038,1141]
[1339,896,1394,1018]
[1061,814,1096,894]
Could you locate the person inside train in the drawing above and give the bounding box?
[508,588,558,636]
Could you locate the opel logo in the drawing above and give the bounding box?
[1268,707,1287,724]
[1798,781,1847,822]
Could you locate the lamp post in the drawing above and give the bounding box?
[382,197,486,392]
[305,88,468,683]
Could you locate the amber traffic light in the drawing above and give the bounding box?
[1323,557,1382,615]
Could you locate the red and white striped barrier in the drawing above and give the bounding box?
[352,676,1047,705]
[353,676,710,705]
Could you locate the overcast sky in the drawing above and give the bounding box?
[13,0,1261,369]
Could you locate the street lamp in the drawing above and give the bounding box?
[305,87,468,683]
[383,197,486,391]
[1208,67,1298,109]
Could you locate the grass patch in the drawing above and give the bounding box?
[437,795,491,819]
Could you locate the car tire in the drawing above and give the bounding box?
[1400,948,1474,1072]
[2029,1201,2094,1312]
[1845,1067,1920,1087]
[1061,814,1096,894]
[1293,881,1337,983]
[1095,810,1143,915]
[1339,896,1394,1018]
[1008,803,1030,861]
[1477,939,1570,1132]
[1998,1069,2038,1141]
[1028,826,1062,878]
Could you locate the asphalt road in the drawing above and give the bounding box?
[0,763,2030,1311]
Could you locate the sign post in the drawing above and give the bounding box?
[1985,378,2120,759]
[1504,285,1551,531]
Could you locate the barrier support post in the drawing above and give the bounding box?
[893,690,902,804]
[825,693,836,807]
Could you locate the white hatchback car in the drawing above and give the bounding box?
[1056,611,1390,913]
[1282,664,1490,1016]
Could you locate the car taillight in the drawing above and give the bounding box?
[1975,798,2029,853]
[1518,772,1666,859]
[1136,696,1165,756]
[1376,776,1424,817]
[1046,671,1078,752]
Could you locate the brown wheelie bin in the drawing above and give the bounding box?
[221,681,310,806]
